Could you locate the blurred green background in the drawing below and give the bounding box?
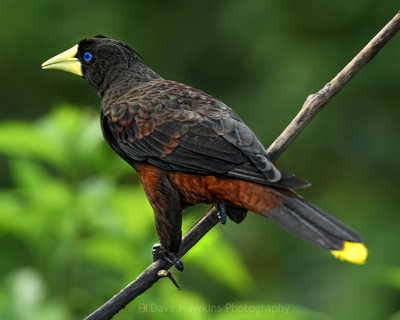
[1,1,400,319]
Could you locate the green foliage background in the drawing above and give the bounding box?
[0,1,399,319]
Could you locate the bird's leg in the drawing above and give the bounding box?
[225,205,248,224]
[152,243,184,272]
[137,169,184,271]
[216,203,227,224]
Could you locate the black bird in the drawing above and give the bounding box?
[42,36,367,270]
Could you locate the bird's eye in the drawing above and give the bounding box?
[83,52,92,62]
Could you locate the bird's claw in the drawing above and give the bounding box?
[216,203,227,224]
[152,243,184,272]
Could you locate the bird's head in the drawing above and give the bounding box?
[42,36,154,95]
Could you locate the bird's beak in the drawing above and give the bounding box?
[41,44,83,77]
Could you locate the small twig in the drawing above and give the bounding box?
[157,270,182,290]
[84,11,400,320]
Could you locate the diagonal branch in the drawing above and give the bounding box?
[84,11,400,320]
[84,209,219,320]
[267,10,400,161]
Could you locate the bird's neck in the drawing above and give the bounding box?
[99,62,162,107]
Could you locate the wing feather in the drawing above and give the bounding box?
[102,80,308,188]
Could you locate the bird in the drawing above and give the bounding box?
[42,36,367,271]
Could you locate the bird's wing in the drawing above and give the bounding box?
[102,80,307,187]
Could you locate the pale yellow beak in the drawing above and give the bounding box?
[41,44,83,76]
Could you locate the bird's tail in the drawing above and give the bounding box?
[204,176,367,264]
[259,194,367,264]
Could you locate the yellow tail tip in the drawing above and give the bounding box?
[330,241,368,265]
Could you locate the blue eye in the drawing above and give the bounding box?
[83,52,92,62]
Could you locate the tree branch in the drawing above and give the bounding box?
[84,209,219,320]
[266,10,400,161]
[84,11,400,320]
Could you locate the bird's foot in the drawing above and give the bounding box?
[152,243,184,272]
[216,203,227,224]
